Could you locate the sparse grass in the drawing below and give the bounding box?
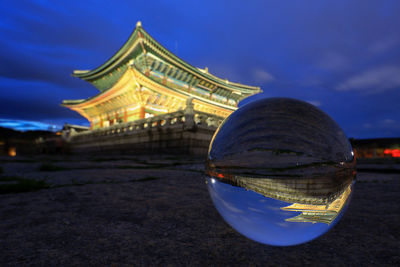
[38,163,67,172]
[0,176,50,194]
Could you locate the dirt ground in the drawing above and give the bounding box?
[0,155,399,266]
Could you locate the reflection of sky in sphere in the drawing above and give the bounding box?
[206,98,355,246]
[207,177,349,246]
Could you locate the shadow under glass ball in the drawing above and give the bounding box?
[206,97,356,246]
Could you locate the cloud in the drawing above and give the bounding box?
[0,119,61,132]
[359,119,400,137]
[299,77,322,87]
[253,69,274,83]
[306,100,322,107]
[317,52,349,71]
[336,66,400,94]
[248,207,265,213]
[0,77,89,122]
[368,36,399,54]
[382,119,396,125]
[363,123,372,129]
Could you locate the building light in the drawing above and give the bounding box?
[128,105,140,111]
[148,106,168,113]
[384,148,400,157]
[8,147,16,157]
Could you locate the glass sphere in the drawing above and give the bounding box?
[206,97,356,246]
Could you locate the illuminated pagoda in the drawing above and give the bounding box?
[62,21,261,130]
[207,160,355,205]
[281,183,352,224]
[208,169,353,224]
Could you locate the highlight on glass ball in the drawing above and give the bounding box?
[206,97,356,246]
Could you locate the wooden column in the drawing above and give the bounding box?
[139,106,146,119]
[108,114,112,126]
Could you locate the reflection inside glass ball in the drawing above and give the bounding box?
[206,98,356,246]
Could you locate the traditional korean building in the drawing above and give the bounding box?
[281,183,352,225]
[207,159,355,205]
[207,167,353,225]
[62,21,260,130]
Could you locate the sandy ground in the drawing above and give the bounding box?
[0,155,399,266]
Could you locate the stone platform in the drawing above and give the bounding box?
[63,109,223,156]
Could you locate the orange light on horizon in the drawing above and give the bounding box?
[384,148,400,157]
[8,147,16,157]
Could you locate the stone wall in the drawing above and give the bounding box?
[64,108,225,156]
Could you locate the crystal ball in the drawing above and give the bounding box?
[206,97,356,246]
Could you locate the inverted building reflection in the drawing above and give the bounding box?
[206,161,355,225]
[281,183,352,224]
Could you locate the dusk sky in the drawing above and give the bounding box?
[1,0,399,138]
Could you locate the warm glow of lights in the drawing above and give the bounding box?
[217,173,224,178]
[128,105,140,111]
[8,147,16,157]
[384,148,400,157]
[56,132,61,136]
[63,25,261,127]
[148,106,168,112]
[282,183,352,224]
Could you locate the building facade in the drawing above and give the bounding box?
[63,21,260,130]
[61,22,260,155]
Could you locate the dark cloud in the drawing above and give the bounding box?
[0,0,399,138]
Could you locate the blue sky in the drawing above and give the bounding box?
[207,177,347,246]
[0,0,399,137]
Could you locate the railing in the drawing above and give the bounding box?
[64,109,225,142]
